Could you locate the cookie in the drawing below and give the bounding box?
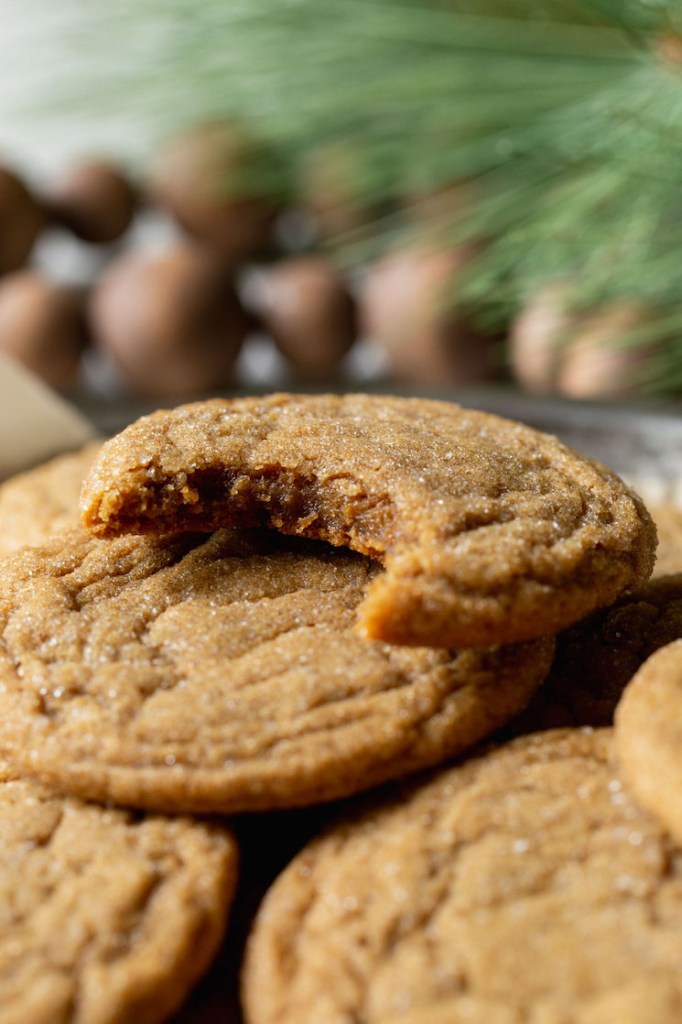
[0,527,552,813]
[0,441,101,557]
[650,502,682,577]
[243,728,682,1024]
[173,804,342,1024]
[509,573,682,732]
[0,761,237,1024]
[615,638,682,845]
[79,393,656,649]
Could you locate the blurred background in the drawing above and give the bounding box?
[2,0,682,414]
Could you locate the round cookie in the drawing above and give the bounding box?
[0,528,552,813]
[79,393,656,649]
[650,502,682,578]
[173,804,340,1024]
[616,638,682,845]
[243,729,682,1024]
[509,573,682,732]
[0,762,237,1024]
[0,441,101,557]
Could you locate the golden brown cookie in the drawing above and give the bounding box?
[0,528,552,813]
[615,638,682,846]
[650,502,682,578]
[79,393,656,649]
[243,729,682,1024]
[509,573,682,732]
[173,804,341,1024]
[0,761,237,1024]
[0,441,101,557]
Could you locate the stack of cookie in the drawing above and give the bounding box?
[1,392,682,1022]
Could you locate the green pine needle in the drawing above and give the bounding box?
[52,0,682,392]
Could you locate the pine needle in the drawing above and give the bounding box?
[49,0,682,391]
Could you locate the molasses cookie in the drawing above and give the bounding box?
[80,393,656,648]
[243,729,682,1024]
[616,638,682,845]
[510,573,682,732]
[0,528,552,813]
[0,762,237,1024]
[650,502,682,578]
[0,442,101,557]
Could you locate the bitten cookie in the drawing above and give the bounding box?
[615,638,682,845]
[0,762,237,1024]
[0,441,101,557]
[80,393,656,648]
[0,528,552,813]
[243,729,682,1024]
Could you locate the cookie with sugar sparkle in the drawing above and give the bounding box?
[616,638,682,846]
[0,761,237,1024]
[79,392,656,649]
[0,527,552,813]
[649,501,682,578]
[243,728,682,1024]
[0,441,101,557]
[508,572,682,733]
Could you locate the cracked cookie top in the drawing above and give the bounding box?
[0,762,236,1024]
[0,442,101,558]
[0,528,551,813]
[79,393,656,648]
[243,728,682,1024]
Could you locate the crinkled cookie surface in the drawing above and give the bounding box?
[0,763,236,1024]
[0,528,552,812]
[80,393,656,648]
[0,442,101,557]
[244,729,682,1024]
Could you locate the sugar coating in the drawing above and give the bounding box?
[510,572,682,732]
[0,529,552,813]
[243,729,682,1024]
[649,502,682,577]
[616,638,682,847]
[0,442,101,557]
[80,393,656,649]
[0,763,237,1024]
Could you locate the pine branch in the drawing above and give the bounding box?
[47,0,682,391]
